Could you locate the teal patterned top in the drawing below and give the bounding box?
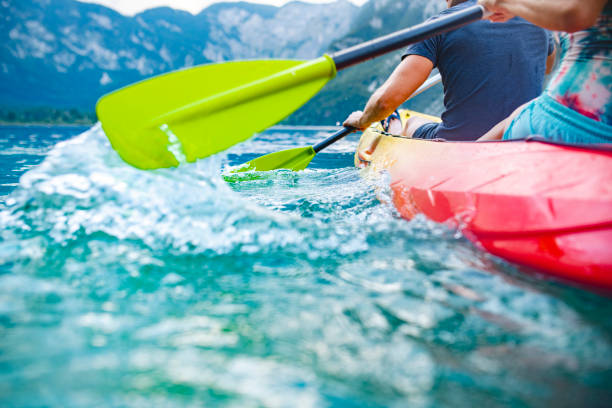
[546,1,612,124]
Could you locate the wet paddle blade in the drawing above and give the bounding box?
[231,72,444,174]
[96,57,335,169]
[234,146,316,172]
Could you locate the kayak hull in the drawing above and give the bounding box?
[356,111,612,290]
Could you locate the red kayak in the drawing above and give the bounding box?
[355,111,612,290]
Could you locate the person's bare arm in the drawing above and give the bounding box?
[343,55,433,130]
[478,119,508,141]
[478,0,607,32]
[546,47,556,75]
[477,101,530,141]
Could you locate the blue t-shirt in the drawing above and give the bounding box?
[403,0,554,141]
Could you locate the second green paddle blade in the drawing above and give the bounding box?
[96,57,336,169]
[234,146,316,172]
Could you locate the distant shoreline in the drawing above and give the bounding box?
[0,107,97,128]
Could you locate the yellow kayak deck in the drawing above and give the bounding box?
[354,109,441,169]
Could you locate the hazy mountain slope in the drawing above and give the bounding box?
[0,0,357,110]
[1,0,447,124]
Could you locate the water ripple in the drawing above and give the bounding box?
[0,125,611,407]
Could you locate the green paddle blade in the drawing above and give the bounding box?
[233,146,316,173]
[96,57,336,169]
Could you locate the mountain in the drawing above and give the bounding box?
[1,0,445,124]
[0,0,357,110]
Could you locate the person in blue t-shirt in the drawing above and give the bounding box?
[343,0,555,141]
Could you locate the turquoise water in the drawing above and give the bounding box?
[1,125,611,407]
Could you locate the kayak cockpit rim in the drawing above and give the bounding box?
[370,129,612,154]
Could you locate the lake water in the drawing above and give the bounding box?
[1,125,611,407]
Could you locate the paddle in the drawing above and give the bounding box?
[232,73,444,172]
[96,5,486,170]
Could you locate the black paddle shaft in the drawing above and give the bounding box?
[331,5,485,70]
[313,127,356,153]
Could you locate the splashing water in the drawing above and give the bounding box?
[1,124,611,407]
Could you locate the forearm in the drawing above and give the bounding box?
[480,0,606,32]
[346,55,433,130]
[356,61,430,129]
[478,119,507,141]
[356,88,405,129]
[478,100,531,141]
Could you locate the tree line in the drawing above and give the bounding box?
[0,106,96,125]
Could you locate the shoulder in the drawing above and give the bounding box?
[420,3,477,42]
